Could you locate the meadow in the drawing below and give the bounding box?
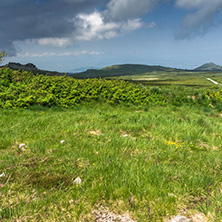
[110,70,222,88]
[1,68,222,221]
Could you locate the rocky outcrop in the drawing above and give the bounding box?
[1,62,64,76]
[7,62,38,71]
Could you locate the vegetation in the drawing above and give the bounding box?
[0,68,221,109]
[0,51,6,63]
[1,67,222,221]
[73,64,183,78]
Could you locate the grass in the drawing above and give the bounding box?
[1,102,222,221]
[110,71,222,88]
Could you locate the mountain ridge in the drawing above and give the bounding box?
[1,62,222,78]
[72,63,185,78]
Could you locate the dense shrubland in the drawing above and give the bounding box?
[0,68,221,109]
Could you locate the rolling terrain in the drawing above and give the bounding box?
[1,66,222,221]
[1,62,222,88]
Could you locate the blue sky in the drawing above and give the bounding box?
[1,0,222,72]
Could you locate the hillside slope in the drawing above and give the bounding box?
[195,62,222,71]
[73,64,183,78]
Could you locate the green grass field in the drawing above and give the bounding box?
[1,102,222,221]
[1,68,222,221]
[110,71,222,88]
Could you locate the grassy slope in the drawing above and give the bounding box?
[1,103,222,221]
[73,64,181,78]
[195,63,222,71]
[111,71,222,88]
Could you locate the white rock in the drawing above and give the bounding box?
[19,143,26,149]
[168,193,177,198]
[73,177,82,185]
[0,173,5,177]
[169,215,190,222]
[60,140,65,144]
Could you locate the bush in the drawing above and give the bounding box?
[0,68,219,109]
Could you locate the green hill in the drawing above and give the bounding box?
[195,62,222,71]
[73,64,183,78]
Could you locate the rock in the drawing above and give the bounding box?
[8,62,38,71]
[169,215,190,222]
[168,193,177,198]
[19,143,26,149]
[0,172,5,177]
[73,177,82,185]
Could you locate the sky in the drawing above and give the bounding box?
[1,0,222,72]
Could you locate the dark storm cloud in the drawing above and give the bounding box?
[0,0,107,55]
[1,0,221,56]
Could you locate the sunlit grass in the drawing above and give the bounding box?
[1,103,222,221]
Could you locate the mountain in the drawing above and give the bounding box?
[69,66,102,73]
[195,62,222,71]
[3,62,221,79]
[73,64,183,78]
[1,62,64,76]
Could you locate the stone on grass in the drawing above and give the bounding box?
[73,177,82,185]
[19,143,26,149]
[0,173,5,177]
[169,215,190,222]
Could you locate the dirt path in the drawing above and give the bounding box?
[206,78,220,85]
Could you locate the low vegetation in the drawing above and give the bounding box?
[1,67,222,221]
[1,68,222,109]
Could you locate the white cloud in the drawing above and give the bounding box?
[145,22,156,29]
[74,11,153,41]
[16,50,102,58]
[75,12,120,41]
[22,0,157,48]
[105,0,158,21]
[121,18,144,31]
[38,37,71,47]
[175,0,208,9]
[175,0,222,38]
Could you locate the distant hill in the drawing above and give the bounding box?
[2,62,222,79]
[195,62,222,71]
[69,66,102,73]
[73,64,183,78]
[1,62,64,76]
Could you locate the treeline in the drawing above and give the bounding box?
[0,68,221,109]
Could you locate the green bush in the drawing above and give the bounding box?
[0,68,218,109]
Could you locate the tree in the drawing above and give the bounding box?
[0,51,6,63]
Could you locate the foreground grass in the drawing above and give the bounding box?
[1,103,222,221]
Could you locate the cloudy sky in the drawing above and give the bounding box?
[1,0,222,72]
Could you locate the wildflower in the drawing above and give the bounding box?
[165,140,183,148]
[60,140,65,144]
